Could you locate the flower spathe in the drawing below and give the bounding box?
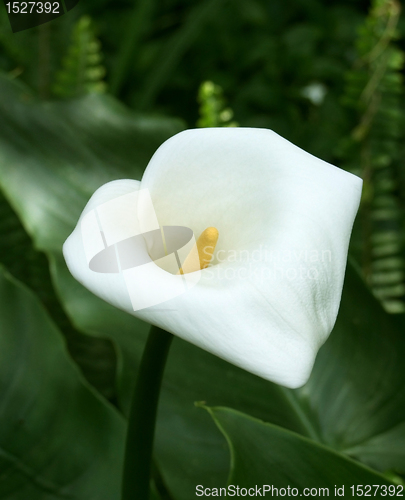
[63,128,362,388]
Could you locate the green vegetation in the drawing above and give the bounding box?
[1,0,405,498]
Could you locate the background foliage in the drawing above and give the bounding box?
[1,0,405,498]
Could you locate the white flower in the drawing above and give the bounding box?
[63,128,362,388]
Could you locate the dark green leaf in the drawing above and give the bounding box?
[0,189,117,400]
[0,266,125,499]
[204,406,395,495]
[50,251,149,410]
[0,75,184,252]
[0,72,182,401]
[298,262,405,475]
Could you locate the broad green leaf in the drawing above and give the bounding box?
[154,337,315,497]
[50,251,149,409]
[0,189,117,400]
[0,75,184,252]
[0,266,126,499]
[0,72,181,402]
[204,406,395,495]
[297,262,405,474]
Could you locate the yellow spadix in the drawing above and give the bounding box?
[179,227,219,274]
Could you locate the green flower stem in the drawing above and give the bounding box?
[121,325,173,500]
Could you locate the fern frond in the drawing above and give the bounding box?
[53,15,107,98]
[341,0,405,313]
[197,81,238,128]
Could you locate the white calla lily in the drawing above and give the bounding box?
[63,127,362,388]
